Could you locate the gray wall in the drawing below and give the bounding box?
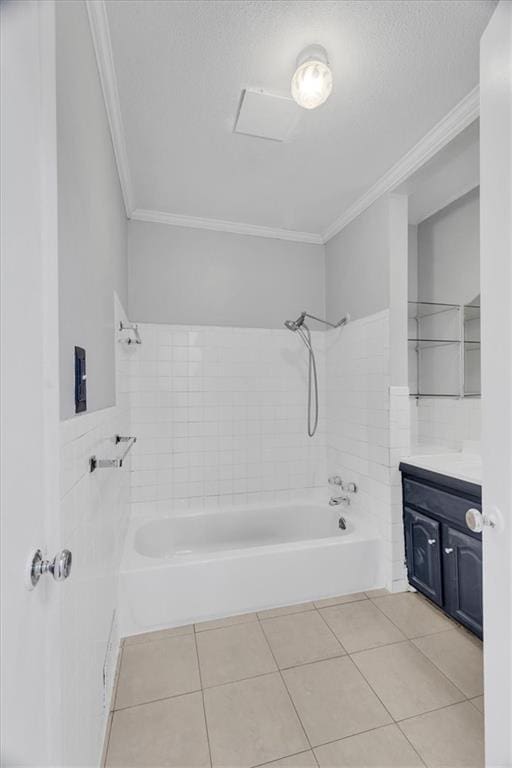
[128,221,325,328]
[417,187,480,305]
[57,0,128,419]
[325,196,391,322]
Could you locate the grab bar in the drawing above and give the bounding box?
[89,435,137,473]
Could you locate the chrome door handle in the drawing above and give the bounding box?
[444,547,454,554]
[427,539,436,545]
[27,548,72,589]
[50,549,73,581]
[465,508,495,533]
[466,508,484,533]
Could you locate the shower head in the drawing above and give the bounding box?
[284,312,306,332]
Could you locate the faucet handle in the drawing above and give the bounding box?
[328,475,343,486]
[344,481,357,493]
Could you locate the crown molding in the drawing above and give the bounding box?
[322,86,480,242]
[130,209,325,245]
[86,0,133,215]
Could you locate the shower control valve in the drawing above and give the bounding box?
[328,476,357,494]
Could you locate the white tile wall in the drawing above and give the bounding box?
[410,397,481,450]
[326,310,390,525]
[58,294,131,766]
[326,310,408,591]
[128,324,326,514]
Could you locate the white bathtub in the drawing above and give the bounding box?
[119,502,383,637]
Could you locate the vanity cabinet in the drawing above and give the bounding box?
[400,463,482,639]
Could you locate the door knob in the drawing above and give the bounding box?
[444,547,454,554]
[465,508,495,534]
[26,548,72,589]
[427,538,436,545]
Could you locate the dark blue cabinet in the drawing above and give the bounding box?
[404,507,443,606]
[443,526,483,638]
[400,462,482,639]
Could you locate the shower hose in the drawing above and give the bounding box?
[296,322,319,437]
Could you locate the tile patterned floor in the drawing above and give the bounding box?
[105,591,484,768]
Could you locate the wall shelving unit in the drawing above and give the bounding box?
[408,301,480,398]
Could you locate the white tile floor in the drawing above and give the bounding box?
[105,591,484,768]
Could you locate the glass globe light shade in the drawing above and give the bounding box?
[291,46,332,110]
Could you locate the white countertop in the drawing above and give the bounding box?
[401,448,482,486]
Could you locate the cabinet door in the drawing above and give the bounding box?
[404,507,443,605]
[442,526,483,638]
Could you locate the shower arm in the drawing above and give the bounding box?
[300,311,350,329]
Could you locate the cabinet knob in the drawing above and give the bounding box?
[444,547,454,554]
[427,538,436,545]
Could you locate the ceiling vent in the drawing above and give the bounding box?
[234,89,300,142]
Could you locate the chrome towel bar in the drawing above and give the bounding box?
[89,435,137,473]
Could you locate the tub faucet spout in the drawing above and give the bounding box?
[329,492,350,506]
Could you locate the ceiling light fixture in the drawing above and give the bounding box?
[291,44,333,110]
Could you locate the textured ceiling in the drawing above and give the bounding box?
[105,0,495,235]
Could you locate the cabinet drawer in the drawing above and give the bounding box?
[403,478,481,534]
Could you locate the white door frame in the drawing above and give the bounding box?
[1,0,62,764]
[480,1,512,765]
